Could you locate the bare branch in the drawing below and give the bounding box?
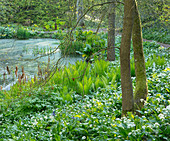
[69,1,124,36]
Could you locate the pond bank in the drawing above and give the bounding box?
[0,38,81,90]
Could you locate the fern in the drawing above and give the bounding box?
[115,66,121,82]
[94,76,101,90]
[145,57,153,69]
[92,60,109,77]
[155,56,166,68]
[76,76,93,95]
[101,76,108,88]
[77,81,83,95]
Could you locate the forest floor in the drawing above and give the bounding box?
[38,28,170,48]
[86,28,170,48]
[143,39,170,48]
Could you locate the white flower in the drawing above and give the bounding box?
[82,136,86,140]
[131,130,136,136]
[158,114,165,120]
[86,104,91,107]
[166,105,170,110]
[32,119,38,126]
[128,132,132,136]
[50,115,55,121]
[147,124,152,129]
[156,98,160,102]
[118,123,124,128]
[127,122,135,128]
[142,126,146,129]
[49,133,52,137]
[156,108,160,112]
[140,99,145,102]
[154,122,160,128]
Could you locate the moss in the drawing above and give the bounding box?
[132,0,148,110]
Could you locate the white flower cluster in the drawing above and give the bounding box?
[85,15,100,23]
[128,129,141,136]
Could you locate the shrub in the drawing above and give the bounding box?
[0,26,16,39]
[16,28,31,39]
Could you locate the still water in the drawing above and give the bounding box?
[0,39,81,90]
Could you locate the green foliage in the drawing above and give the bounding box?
[59,29,88,55]
[0,0,72,27]
[59,28,93,55]
[44,19,66,31]
[143,27,170,44]
[50,60,119,95]
[85,33,106,51]
[130,57,136,77]
[139,0,169,44]
[0,24,41,39]
[60,29,106,61]
[0,40,169,140]
[52,29,66,40]
[0,24,68,39]
[0,26,16,39]
[92,59,109,77]
[75,28,88,41]
[60,40,84,55]
[143,41,160,48]
[0,67,169,140]
[16,28,31,39]
[143,42,169,71]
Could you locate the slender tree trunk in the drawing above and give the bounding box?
[107,0,116,61]
[77,0,84,27]
[132,0,148,110]
[120,0,135,116]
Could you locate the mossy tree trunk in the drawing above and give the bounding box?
[107,0,116,61]
[120,0,135,116]
[132,0,148,110]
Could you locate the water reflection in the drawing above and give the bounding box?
[0,39,81,90]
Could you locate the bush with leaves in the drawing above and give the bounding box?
[0,26,16,39]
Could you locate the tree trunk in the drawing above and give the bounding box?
[120,0,135,116]
[107,0,116,61]
[77,0,84,27]
[132,0,148,110]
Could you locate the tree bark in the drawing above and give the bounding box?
[120,0,135,116]
[132,0,148,110]
[107,0,116,61]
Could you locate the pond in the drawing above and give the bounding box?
[0,39,81,90]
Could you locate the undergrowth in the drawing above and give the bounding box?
[0,38,169,140]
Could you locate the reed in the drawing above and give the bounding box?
[7,66,10,75]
